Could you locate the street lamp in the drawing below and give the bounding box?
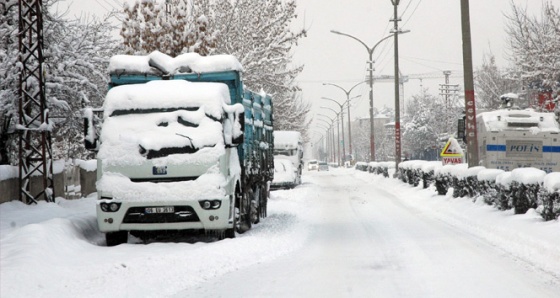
[317,114,337,163]
[320,106,342,165]
[315,122,334,162]
[322,82,365,161]
[321,97,346,163]
[330,30,394,162]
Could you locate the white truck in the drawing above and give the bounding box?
[84,51,274,245]
[273,131,303,185]
[477,108,560,173]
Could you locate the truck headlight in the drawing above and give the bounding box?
[199,200,221,210]
[100,202,122,212]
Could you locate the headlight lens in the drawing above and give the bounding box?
[99,201,121,212]
[199,200,222,210]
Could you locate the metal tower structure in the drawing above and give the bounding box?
[18,0,54,204]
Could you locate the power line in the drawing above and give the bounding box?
[403,0,423,27]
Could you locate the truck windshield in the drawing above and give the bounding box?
[100,108,224,161]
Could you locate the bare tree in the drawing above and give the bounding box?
[505,1,560,94]
[474,52,520,110]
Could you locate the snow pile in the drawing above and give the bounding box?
[109,51,243,75]
[78,159,97,172]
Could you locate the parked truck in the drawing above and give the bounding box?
[84,51,274,245]
[273,131,303,185]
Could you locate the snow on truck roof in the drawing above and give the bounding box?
[477,109,560,133]
[274,131,302,148]
[109,51,243,75]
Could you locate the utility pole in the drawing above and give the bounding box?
[460,0,479,167]
[391,0,404,172]
[18,0,54,204]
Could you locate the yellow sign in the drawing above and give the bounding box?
[440,138,463,157]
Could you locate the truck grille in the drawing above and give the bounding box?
[123,206,200,223]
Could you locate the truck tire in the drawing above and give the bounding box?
[106,231,128,246]
[260,184,268,218]
[251,186,260,224]
[236,190,251,233]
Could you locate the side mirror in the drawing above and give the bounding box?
[83,108,99,151]
[232,111,245,145]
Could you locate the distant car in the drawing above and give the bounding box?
[318,161,329,171]
[308,159,318,171]
[271,159,297,190]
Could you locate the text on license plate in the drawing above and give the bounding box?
[145,206,174,214]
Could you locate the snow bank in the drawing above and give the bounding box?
[0,160,65,181]
[0,165,18,181]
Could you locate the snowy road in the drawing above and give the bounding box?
[2,168,560,298]
[182,169,560,298]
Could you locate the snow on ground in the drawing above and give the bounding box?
[1,169,559,297]
[354,170,560,278]
[0,185,313,297]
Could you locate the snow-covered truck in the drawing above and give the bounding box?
[84,51,274,245]
[477,108,560,173]
[273,131,303,185]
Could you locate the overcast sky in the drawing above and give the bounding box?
[60,0,544,132]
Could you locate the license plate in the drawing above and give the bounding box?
[152,166,167,175]
[145,206,174,214]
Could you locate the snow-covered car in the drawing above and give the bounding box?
[271,159,297,190]
[318,161,329,171]
[308,159,318,171]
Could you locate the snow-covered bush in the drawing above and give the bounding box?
[355,162,368,172]
[540,173,560,220]
[421,161,442,189]
[360,159,559,221]
[434,164,454,195]
[477,169,505,205]
[510,168,546,214]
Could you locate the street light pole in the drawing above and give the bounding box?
[315,123,332,162]
[321,98,346,163]
[317,114,337,163]
[323,81,365,163]
[321,107,342,166]
[331,30,394,162]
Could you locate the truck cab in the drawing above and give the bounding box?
[85,51,272,245]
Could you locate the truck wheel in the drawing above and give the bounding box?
[260,184,268,218]
[251,187,260,224]
[106,231,128,246]
[236,191,251,233]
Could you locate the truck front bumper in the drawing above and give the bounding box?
[97,198,233,233]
